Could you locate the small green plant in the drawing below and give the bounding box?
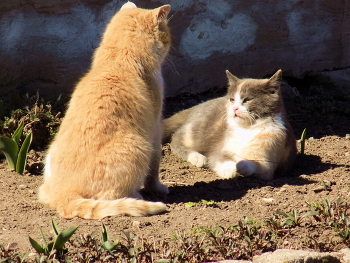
[185,201,197,208]
[276,209,318,227]
[101,224,121,251]
[0,243,29,262]
[1,91,63,149]
[0,120,32,174]
[29,219,78,259]
[185,200,221,208]
[300,128,307,155]
[306,198,350,244]
[200,200,216,207]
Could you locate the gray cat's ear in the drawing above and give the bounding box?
[121,1,137,10]
[226,70,240,86]
[154,5,171,23]
[269,69,282,86]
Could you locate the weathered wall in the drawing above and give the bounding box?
[0,0,349,98]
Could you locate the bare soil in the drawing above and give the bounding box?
[0,79,350,256]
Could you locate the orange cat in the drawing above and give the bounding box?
[38,2,171,219]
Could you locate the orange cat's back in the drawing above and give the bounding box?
[38,2,171,219]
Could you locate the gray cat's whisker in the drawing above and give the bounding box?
[165,56,181,76]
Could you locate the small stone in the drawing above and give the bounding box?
[312,186,326,193]
[277,187,287,194]
[18,184,27,189]
[261,197,274,204]
[345,134,350,139]
[132,221,140,228]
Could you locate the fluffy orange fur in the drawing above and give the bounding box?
[38,2,171,219]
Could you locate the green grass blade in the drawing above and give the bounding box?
[304,211,319,217]
[276,210,289,218]
[102,241,119,250]
[20,252,30,263]
[15,132,32,174]
[52,219,61,236]
[0,135,18,169]
[39,228,48,249]
[101,224,109,243]
[28,236,45,254]
[300,128,307,155]
[54,226,78,250]
[12,121,24,145]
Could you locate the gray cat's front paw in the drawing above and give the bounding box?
[187,152,207,167]
[236,160,256,177]
[214,161,237,179]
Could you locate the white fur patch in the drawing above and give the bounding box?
[183,123,194,148]
[236,160,256,177]
[187,151,207,167]
[214,161,237,179]
[223,112,286,157]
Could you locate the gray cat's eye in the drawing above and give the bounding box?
[229,98,235,102]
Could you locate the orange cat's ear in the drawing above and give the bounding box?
[121,1,137,10]
[154,5,171,23]
[226,70,240,86]
[269,69,282,86]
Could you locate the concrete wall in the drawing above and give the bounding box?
[0,0,349,98]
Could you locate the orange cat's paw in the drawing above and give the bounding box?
[187,151,207,167]
[155,182,169,195]
[144,181,169,195]
[237,160,256,177]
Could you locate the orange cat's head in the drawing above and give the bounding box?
[92,2,171,68]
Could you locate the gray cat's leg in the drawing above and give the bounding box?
[236,160,274,180]
[236,160,256,177]
[209,154,238,179]
[144,123,168,195]
[170,129,207,167]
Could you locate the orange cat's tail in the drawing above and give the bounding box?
[54,197,167,220]
[162,107,193,144]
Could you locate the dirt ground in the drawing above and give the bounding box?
[0,79,350,255]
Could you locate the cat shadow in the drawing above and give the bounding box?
[143,175,316,204]
[287,153,349,178]
[143,153,339,204]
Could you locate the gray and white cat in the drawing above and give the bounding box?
[162,70,297,180]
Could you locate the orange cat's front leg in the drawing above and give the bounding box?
[144,121,168,195]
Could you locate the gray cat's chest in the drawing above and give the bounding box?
[221,127,261,153]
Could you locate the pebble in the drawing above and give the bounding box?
[261,197,274,204]
[312,186,326,193]
[132,220,140,228]
[277,187,287,194]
